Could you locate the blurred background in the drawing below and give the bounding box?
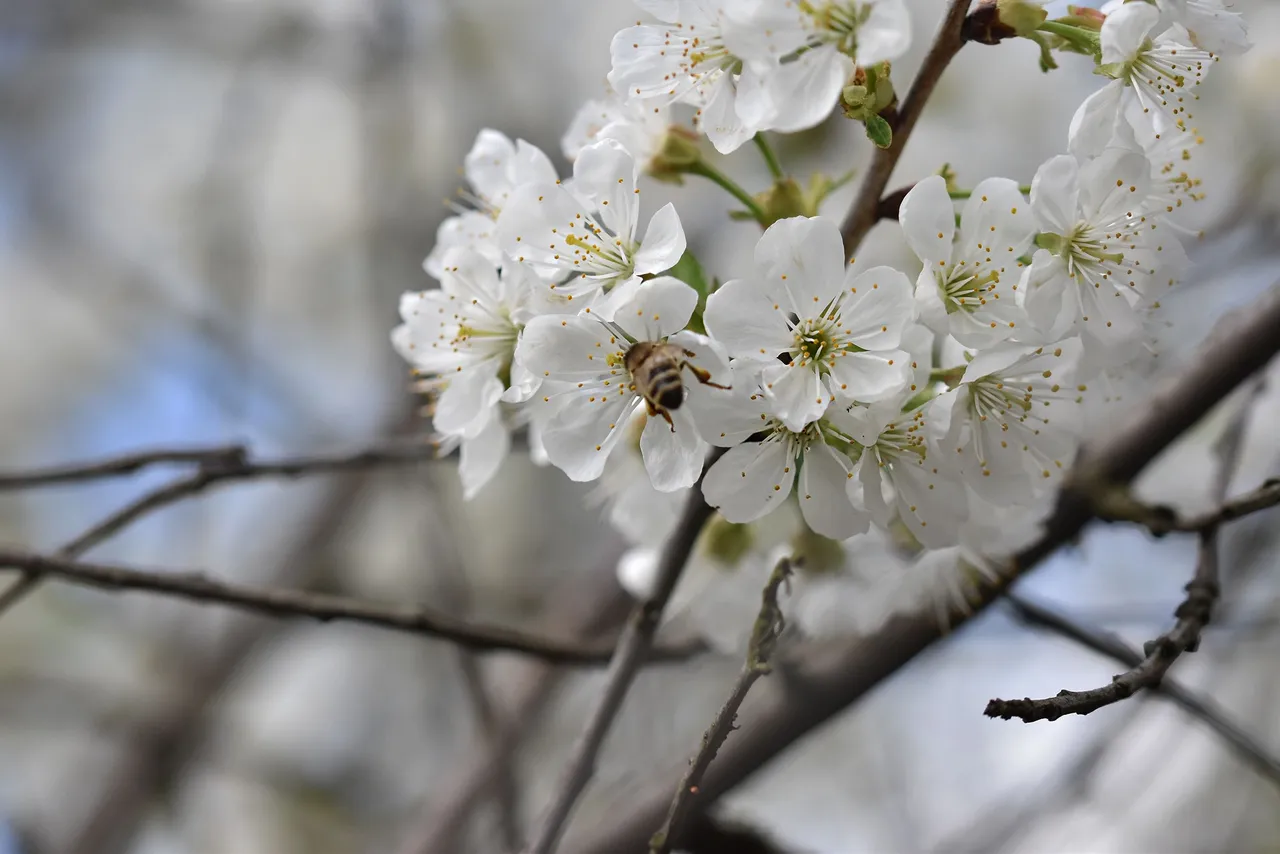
[2,0,1280,852]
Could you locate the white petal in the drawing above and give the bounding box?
[754,216,847,307]
[890,454,965,548]
[641,405,708,492]
[614,276,699,341]
[668,330,732,387]
[634,203,687,275]
[702,73,755,154]
[1079,148,1153,225]
[913,269,948,334]
[840,266,916,349]
[573,139,640,242]
[517,315,619,381]
[762,363,828,432]
[1020,252,1077,342]
[758,47,851,133]
[827,350,913,404]
[1102,2,1161,61]
[542,394,639,482]
[1030,155,1080,235]
[688,382,769,447]
[424,212,501,281]
[702,441,796,523]
[617,548,661,600]
[957,177,1035,264]
[703,277,794,361]
[512,139,559,188]
[435,365,504,438]
[798,444,869,539]
[898,175,954,270]
[463,129,517,203]
[459,414,510,500]
[857,0,913,63]
[1068,82,1126,159]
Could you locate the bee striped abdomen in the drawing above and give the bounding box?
[646,365,685,410]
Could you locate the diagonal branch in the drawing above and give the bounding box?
[650,558,792,854]
[838,0,973,256]
[0,547,706,665]
[522,463,721,854]
[1096,478,1280,535]
[566,285,1280,853]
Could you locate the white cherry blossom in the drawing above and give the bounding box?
[925,341,1085,506]
[1103,0,1250,55]
[497,139,686,320]
[704,216,916,431]
[1069,2,1215,157]
[899,175,1036,348]
[607,0,798,153]
[392,248,540,441]
[562,92,673,170]
[742,0,911,134]
[431,415,511,500]
[695,368,872,539]
[833,400,967,548]
[425,130,558,279]
[1019,150,1187,359]
[515,276,727,492]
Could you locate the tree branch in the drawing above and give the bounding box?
[0,438,443,618]
[565,285,1280,853]
[0,547,706,666]
[650,558,792,854]
[0,445,249,489]
[1002,592,1280,786]
[522,457,722,854]
[1096,478,1280,535]
[838,0,973,256]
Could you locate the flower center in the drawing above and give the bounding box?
[939,269,1001,314]
[563,230,636,281]
[792,316,841,368]
[801,1,872,55]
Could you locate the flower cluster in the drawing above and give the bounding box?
[393,0,1248,563]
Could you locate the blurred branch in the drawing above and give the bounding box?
[0,439,442,617]
[0,546,706,666]
[395,554,632,854]
[523,464,721,854]
[0,446,249,489]
[1095,478,1280,535]
[567,286,1280,853]
[839,0,972,255]
[650,558,792,854]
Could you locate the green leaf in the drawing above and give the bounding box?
[865,114,893,149]
[668,249,712,334]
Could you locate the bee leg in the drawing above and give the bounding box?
[646,400,675,431]
[684,362,731,390]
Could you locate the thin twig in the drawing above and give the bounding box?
[1003,592,1280,786]
[522,462,721,854]
[838,0,973,256]
[0,547,705,665]
[0,445,248,490]
[987,383,1263,722]
[650,558,793,854]
[1096,478,1280,535]
[564,284,1280,854]
[0,438,443,617]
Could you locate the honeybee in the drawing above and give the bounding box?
[624,341,729,430]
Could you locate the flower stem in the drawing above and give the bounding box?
[686,160,769,226]
[753,133,785,180]
[949,185,1032,199]
[1037,20,1101,56]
